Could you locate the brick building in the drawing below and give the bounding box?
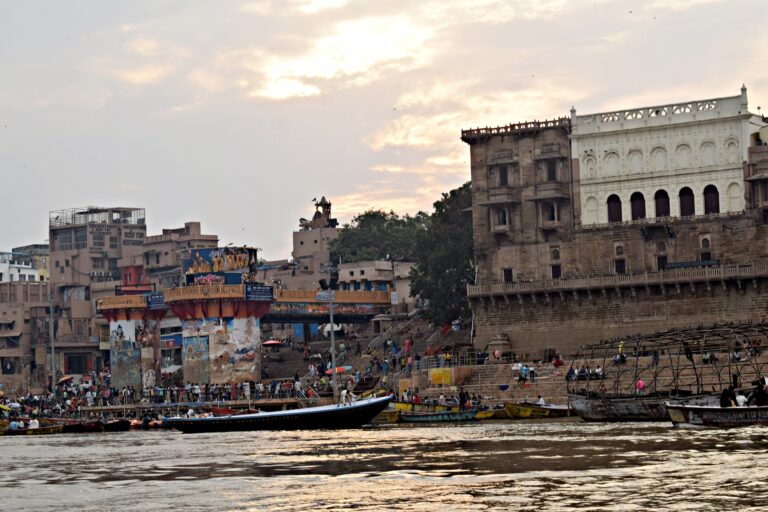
[48,206,147,377]
[0,282,50,395]
[464,88,768,358]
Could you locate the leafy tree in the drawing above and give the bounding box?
[328,183,473,326]
[329,210,427,264]
[409,182,474,325]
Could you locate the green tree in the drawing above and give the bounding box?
[329,210,427,264]
[409,182,474,325]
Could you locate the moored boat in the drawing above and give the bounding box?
[164,395,393,433]
[371,409,401,424]
[102,418,131,432]
[57,419,104,434]
[399,409,477,423]
[569,393,719,422]
[667,403,768,427]
[475,410,496,420]
[3,424,65,436]
[506,401,570,419]
[392,401,458,414]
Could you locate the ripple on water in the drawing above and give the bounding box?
[3,422,768,511]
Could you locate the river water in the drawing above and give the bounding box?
[4,420,768,511]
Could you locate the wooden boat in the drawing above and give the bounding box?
[211,406,260,417]
[475,410,496,420]
[569,392,719,422]
[371,409,401,424]
[399,409,477,423]
[505,401,570,419]
[102,419,131,432]
[3,424,65,436]
[667,404,768,427]
[393,401,458,413]
[63,420,104,434]
[164,395,393,433]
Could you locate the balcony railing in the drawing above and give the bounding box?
[580,210,746,230]
[534,181,570,198]
[461,117,571,142]
[468,264,768,297]
[96,295,147,311]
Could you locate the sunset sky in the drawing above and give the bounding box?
[2,0,766,258]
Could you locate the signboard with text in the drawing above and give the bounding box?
[244,284,273,302]
[147,292,165,310]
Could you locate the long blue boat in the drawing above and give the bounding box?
[164,395,393,433]
[399,409,478,423]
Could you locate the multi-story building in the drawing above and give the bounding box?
[337,259,414,309]
[118,221,219,291]
[48,206,147,377]
[0,282,50,395]
[0,252,42,283]
[10,244,49,282]
[290,197,339,288]
[465,88,768,358]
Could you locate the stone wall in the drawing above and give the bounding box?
[472,278,768,359]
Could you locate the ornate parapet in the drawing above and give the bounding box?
[461,117,571,144]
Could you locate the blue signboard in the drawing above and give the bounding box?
[147,292,165,310]
[244,283,273,301]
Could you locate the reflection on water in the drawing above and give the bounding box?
[4,420,768,511]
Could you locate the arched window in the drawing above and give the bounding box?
[703,185,720,214]
[630,192,646,220]
[654,190,670,217]
[679,187,695,217]
[607,195,622,223]
[727,182,743,212]
[584,197,599,224]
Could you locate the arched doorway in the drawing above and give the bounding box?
[607,195,622,223]
[630,192,646,220]
[703,185,720,214]
[654,190,670,217]
[679,187,695,217]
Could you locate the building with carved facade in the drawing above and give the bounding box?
[465,87,768,359]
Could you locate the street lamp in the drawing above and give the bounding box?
[317,264,338,401]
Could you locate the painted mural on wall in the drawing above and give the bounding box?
[182,247,260,284]
[181,317,260,384]
[181,332,210,384]
[109,319,141,389]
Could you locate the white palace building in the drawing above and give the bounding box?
[572,86,758,226]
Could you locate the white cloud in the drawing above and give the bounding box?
[249,78,321,99]
[648,0,724,11]
[294,0,347,14]
[113,65,172,85]
[243,16,434,99]
[240,1,272,15]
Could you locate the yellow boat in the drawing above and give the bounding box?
[371,409,401,424]
[505,402,570,419]
[475,410,495,420]
[3,424,65,436]
[475,408,511,420]
[393,402,459,413]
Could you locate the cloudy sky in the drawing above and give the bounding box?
[2,0,766,259]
